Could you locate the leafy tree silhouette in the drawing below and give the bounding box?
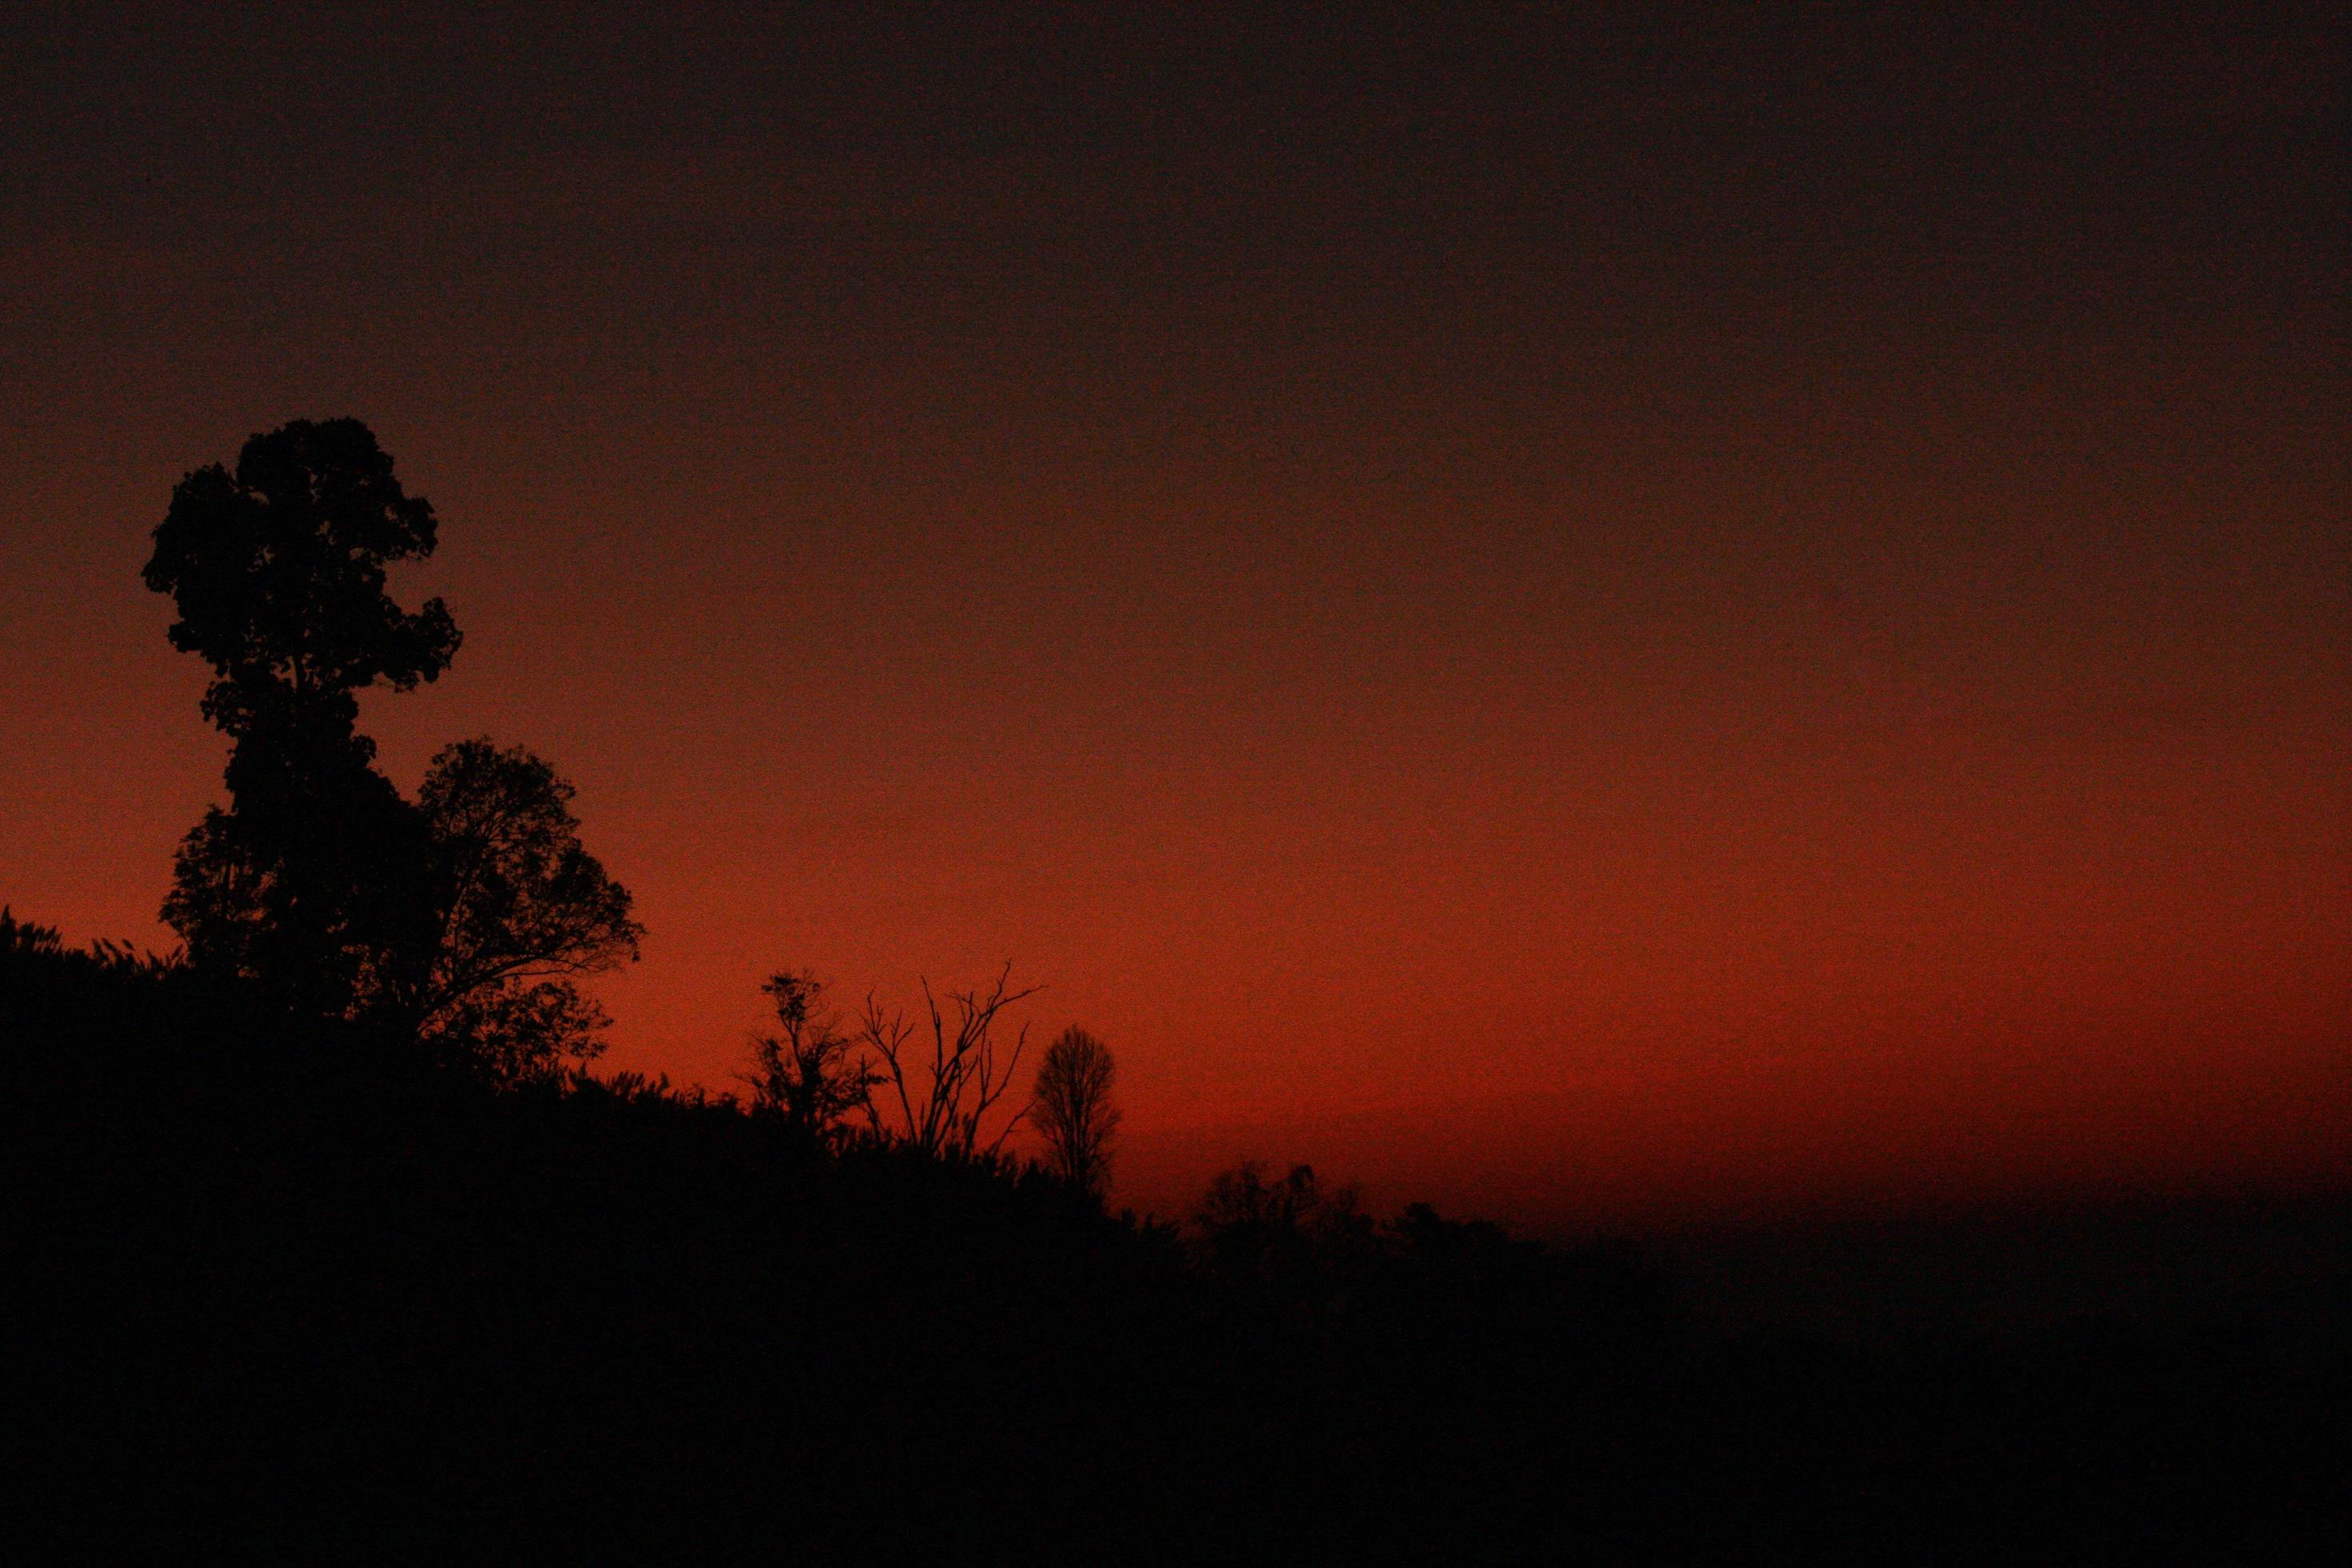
[143,418,634,1078]
[144,418,458,1021]
[1033,1025,1120,1198]
[404,738,642,1086]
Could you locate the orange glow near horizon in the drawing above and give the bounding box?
[3,8,2345,1230]
[13,410,2345,1226]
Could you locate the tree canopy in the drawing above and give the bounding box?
[143,418,633,1078]
[144,421,458,1018]
[409,738,642,1085]
[142,417,458,748]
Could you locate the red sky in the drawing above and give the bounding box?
[4,7,2346,1226]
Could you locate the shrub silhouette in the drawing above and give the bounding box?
[744,968,875,1149]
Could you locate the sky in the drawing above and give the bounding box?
[3,5,2346,1227]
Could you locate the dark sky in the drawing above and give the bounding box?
[4,5,2346,1224]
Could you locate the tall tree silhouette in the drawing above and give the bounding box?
[142,418,635,1077]
[144,418,458,1019]
[1034,1026,1120,1197]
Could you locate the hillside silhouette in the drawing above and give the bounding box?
[4,420,2347,1555]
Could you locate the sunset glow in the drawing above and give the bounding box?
[5,7,2344,1226]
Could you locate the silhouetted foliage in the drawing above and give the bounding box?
[856,964,1035,1158]
[9,914,2348,1556]
[405,738,642,1084]
[1193,1160,1374,1296]
[142,418,459,734]
[139,421,636,1080]
[744,969,874,1149]
[0,906,61,962]
[162,778,430,1019]
[1033,1025,1120,1198]
[9,425,2342,1558]
[144,418,457,1021]
[2,906,174,983]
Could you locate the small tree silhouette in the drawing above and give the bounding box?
[744,969,875,1149]
[856,965,1035,1158]
[1033,1026,1120,1198]
[406,738,642,1085]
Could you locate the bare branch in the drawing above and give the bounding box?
[854,966,1041,1159]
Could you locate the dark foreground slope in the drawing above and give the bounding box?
[6,918,2346,1559]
